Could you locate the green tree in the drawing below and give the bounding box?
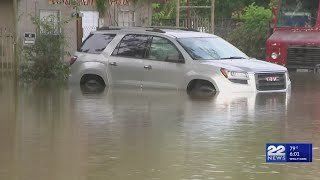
[152,0,183,22]
[96,0,108,17]
[227,4,272,59]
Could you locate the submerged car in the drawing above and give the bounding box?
[69,27,291,93]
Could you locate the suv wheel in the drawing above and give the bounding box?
[80,75,105,94]
[188,80,216,97]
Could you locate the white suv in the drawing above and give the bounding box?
[69,27,291,93]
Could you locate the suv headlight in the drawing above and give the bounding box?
[220,68,249,80]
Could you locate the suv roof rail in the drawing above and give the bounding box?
[96,26,166,33]
[97,26,122,31]
[146,28,166,33]
[146,26,200,32]
[96,26,199,33]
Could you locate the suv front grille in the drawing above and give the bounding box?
[256,73,286,91]
[287,46,320,67]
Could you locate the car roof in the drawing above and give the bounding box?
[164,30,217,38]
[93,26,218,38]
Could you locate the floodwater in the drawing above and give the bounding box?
[0,72,319,180]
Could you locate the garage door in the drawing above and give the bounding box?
[81,11,99,42]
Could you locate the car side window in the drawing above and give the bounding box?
[79,34,116,54]
[112,34,149,59]
[146,36,184,63]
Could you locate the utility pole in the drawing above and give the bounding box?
[211,0,215,33]
[176,0,180,27]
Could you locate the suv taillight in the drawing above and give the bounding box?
[70,56,77,65]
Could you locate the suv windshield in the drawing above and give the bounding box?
[177,37,248,60]
[277,0,319,28]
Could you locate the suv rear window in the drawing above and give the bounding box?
[79,34,116,54]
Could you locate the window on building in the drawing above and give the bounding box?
[79,34,116,54]
[39,10,60,34]
[146,36,184,63]
[112,34,149,58]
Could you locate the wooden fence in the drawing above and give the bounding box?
[0,27,15,70]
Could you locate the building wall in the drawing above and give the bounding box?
[17,0,153,58]
[103,1,152,27]
[17,0,97,57]
[0,0,14,29]
[0,0,15,67]
[135,0,153,26]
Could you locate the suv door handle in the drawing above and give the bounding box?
[144,65,152,70]
[109,62,117,66]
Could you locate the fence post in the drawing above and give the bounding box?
[5,28,7,69]
[211,0,215,33]
[176,0,180,27]
[12,31,14,71]
[199,18,203,32]
[5,28,8,69]
[13,0,18,72]
[0,28,2,69]
[76,17,83,51]
[10,29,13,70]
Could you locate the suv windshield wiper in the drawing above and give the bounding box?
[220,56,247,60]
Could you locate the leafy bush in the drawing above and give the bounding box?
[19,15,70,83]
[152,0,177,23]
[227,4,272,59]
[96,0,107,17]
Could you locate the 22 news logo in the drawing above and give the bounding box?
[267,144,286,162]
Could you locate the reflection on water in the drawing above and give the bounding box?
[0,73,319,180]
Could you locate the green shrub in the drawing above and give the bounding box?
[19,15,70,83]
[227,4,272,59]
[96,0,107,17]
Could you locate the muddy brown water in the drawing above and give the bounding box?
[0,72,319,180]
